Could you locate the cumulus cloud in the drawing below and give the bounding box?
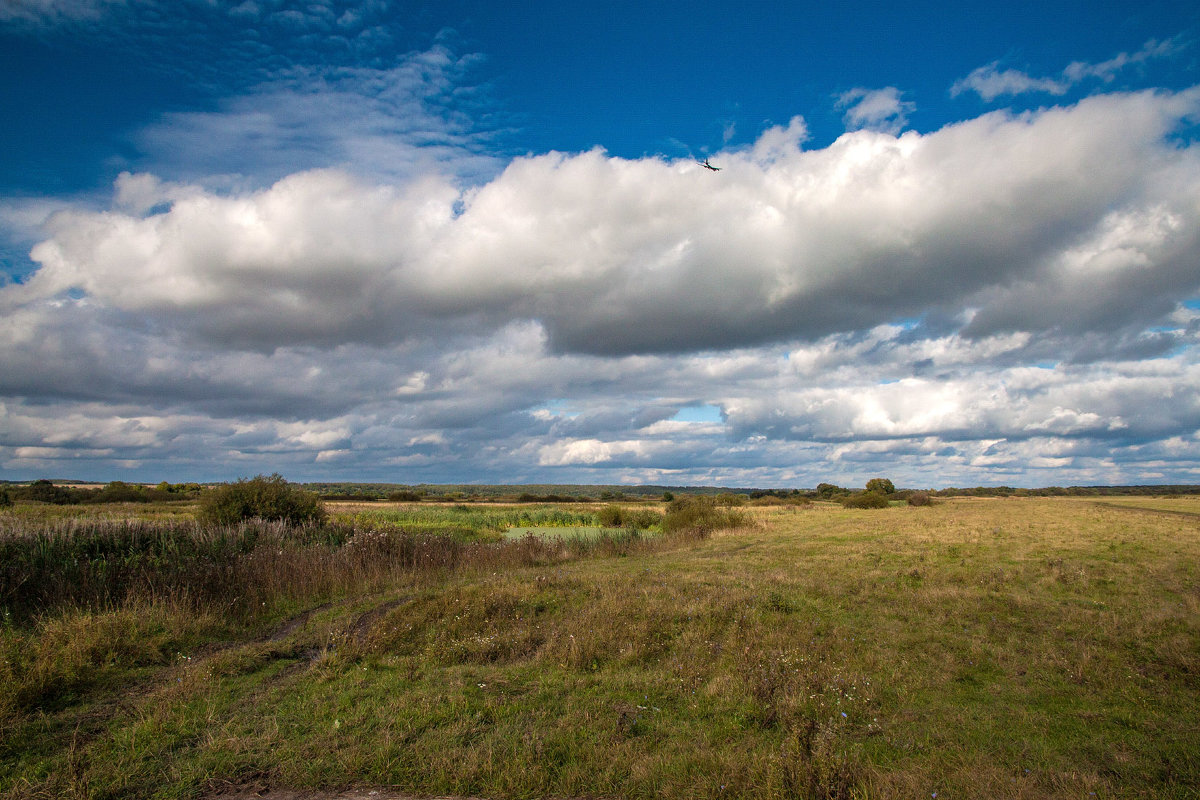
[13,88,1200,359]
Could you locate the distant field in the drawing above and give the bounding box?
[1,497,1197,799]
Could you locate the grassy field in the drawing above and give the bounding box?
[1,497,1197,799]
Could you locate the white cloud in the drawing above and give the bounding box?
[133,46,500,187]
[951,63,1069,101]
[12,88,1199,358]
[837,87,914,134]
[953,39,1184,101]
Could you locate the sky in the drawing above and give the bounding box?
[2,0,1200,488]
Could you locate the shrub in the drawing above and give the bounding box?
[840,491,890,509]
[662,496,747,537]
[198,474,327,526]
[908,491,933,507]
[386,490,424,502]
[0,488,10,508]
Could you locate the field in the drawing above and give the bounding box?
[1,497,1197,799]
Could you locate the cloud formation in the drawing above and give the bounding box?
[3,78,1200,485]
[15,88,1200,358]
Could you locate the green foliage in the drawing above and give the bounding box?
[23,480,74,505]
[662,496,747,537]
[815,483,848,500]
[840,491,890,509]
[386,490,424,502]
[865,477,896,496]
[0,488,10,508]
[198,474,327,526]
[662,491,674,502]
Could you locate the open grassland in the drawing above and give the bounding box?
[1,498,1197,799]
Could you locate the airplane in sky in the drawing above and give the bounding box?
[697,158,720,171]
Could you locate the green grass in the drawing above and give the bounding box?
[2,498,1198,798]
[342,504,604,541]
[502,526,627,540]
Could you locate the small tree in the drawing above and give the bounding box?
[0,487,11,508]
[865,478,896,496]
[199,474,326,526]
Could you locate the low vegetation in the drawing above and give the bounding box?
[1,491,1198,799]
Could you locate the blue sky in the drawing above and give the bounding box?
[2,0,1200,487]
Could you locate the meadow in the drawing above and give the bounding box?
[0,496,1197,799]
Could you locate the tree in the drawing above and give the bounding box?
[815,483,847,499]
[865,478,896,496]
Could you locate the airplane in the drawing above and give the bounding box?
[697,157,720,171]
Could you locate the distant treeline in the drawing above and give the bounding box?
[0,480,203,505]
[930,485,1200,497]
[4,479,1199,509]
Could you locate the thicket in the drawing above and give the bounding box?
[198,474,327,526]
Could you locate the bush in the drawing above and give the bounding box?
[0,488,10,508]
[840,491,890,509]
[662,496,746,537]
[198,474,327,526]
[386,490,424,502]
[907,491,933,507]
